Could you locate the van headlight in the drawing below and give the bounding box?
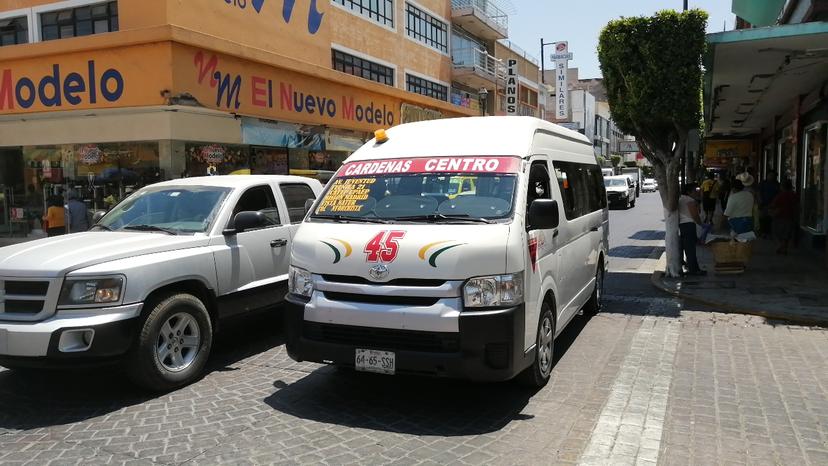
[463,273,524,308]
[59,277,124,306]
[289,266,314,298]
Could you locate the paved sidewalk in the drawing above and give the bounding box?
[653,237,828,326]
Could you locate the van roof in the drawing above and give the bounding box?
[347,116,591,162]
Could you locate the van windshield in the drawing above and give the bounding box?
[311,156,520,223]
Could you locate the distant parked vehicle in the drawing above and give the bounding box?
[642,178,657,193]
[621,167,642,197]
[604,176,636,209]
[601,168,614,177]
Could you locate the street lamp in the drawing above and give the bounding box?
[540,38,559,84]
[478,88,489,116]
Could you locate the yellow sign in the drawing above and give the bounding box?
[704,139,752,160]
[317,177,377,213]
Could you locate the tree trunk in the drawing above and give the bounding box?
[654,153,683,277]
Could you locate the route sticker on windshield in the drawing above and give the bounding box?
[316,178,376,214]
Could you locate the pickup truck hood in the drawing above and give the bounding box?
[292,222,515,281]
[0,232,210,278]
[605,186,629,193]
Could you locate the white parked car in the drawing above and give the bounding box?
[604,175,636,208]
[285,117,609,388]
[642,178,657,193]
[0,175,322,390]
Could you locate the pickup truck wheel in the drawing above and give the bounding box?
[126,293,212,391]
[517,303,554,388]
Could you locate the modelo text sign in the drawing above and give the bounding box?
[185,47,408,132]
[505,59,518,116]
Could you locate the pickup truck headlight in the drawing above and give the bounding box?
[59,277,124,306]
[463,273,524,308]
[289,266,314,298]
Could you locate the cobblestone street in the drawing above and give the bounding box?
[1,194,826,465]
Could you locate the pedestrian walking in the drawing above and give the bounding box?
[42,195,66,237]
[770,179,798,255]
[723,178,755,234]
[66,189,91,233]
[700,172,718,224]
[679,183,706,276]
[758,170,779,238]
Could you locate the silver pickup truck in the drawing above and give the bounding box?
[0,175,321,390]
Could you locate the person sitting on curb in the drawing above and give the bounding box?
[723,177,755,235]
[678,183,706,276]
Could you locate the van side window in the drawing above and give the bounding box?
[553,162,605,219]
[230,185,280,228]
[527,161,552,208]
[279,183,316,224]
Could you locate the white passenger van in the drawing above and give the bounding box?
[285,117,608,387]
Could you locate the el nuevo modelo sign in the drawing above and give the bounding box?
[188,48,400,131]
[0,61,124,110]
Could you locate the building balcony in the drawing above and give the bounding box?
[452,47,504,91]
[451,0,508,40]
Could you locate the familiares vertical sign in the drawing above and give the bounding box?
[505,59,518,116]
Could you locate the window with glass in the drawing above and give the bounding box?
[332,49,394,86]
[231,185,281,228]
[406,74,448,101]
[777,126,796,185]
[0,16,28,46]
[40,1,118,41]
[333,0,394,27]
[280,184,317,223]
[802,122,826,233]
[553,161,607,219]
[405,3,448,53]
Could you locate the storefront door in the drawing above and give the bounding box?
[802,122,826,234]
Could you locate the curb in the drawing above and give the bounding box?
[650,270,828,327]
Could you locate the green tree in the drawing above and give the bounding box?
[598,9,708,277]
[610,155,622,168]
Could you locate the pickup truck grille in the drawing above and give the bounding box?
[0,278,56,320]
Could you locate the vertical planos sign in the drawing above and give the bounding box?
[552,41,570,120]
[505,59,518,116]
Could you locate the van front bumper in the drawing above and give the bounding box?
[0,303,142,368]
[285,295,529,382]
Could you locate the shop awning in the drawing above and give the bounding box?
[704,21,828,137]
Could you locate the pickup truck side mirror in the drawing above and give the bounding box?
[304,198,315,216]
[92,211,106,224]
[224,211,267,235]
[527,199,560,231]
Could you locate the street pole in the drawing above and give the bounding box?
[540,38,555,84]
[683,0,688,10]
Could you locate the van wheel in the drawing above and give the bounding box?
[630,199,636,208]
[517,303,555,388]
[625,198,631,209]
[584,265,604,317]
[126,293,212,392]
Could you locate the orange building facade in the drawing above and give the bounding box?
[0,0,515,225]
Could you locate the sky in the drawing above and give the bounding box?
[504,0,735,79]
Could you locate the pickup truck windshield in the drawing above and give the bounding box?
[604,178,628,187]
[312,157,520,222]
[98,186,231,234]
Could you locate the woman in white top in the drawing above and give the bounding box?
[678,183,705,275]
[723,178,755,234]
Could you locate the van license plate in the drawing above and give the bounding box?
[355,349,395,375]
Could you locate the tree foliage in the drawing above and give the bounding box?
[598,9,707,161]
[610,155,622,167]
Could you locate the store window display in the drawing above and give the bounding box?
[802,123,826,233]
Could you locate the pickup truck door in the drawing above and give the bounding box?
[212,184,292,318]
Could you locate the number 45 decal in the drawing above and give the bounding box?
[365,231,406,263]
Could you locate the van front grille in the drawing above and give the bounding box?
[321,275,446,287]
[303,322,460,353]
[322,291,441,307]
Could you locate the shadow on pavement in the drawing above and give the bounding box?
[628,230,666,241]
[0,310,285,430]
[264,313,592,437]
[608,245,665,259]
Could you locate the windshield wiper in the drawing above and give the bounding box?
[395,213,494,224]
[122,224,178,235]
[91,224,112,231]
[312,215,390,224]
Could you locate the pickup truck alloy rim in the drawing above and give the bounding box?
[156,312,201,372]
[539,316,553,375]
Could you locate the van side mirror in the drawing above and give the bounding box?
[528,199,560,230]
[92,211,106,224]
[224,211,266,235]
[304,198,315,215]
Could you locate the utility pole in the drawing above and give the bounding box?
[540,38,556,84]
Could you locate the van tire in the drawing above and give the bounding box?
[630,199,636,208]
[517,303,555,388]
[584,265,604,317]
[126,293,213,392]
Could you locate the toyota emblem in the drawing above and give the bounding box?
[369,264,389,281]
